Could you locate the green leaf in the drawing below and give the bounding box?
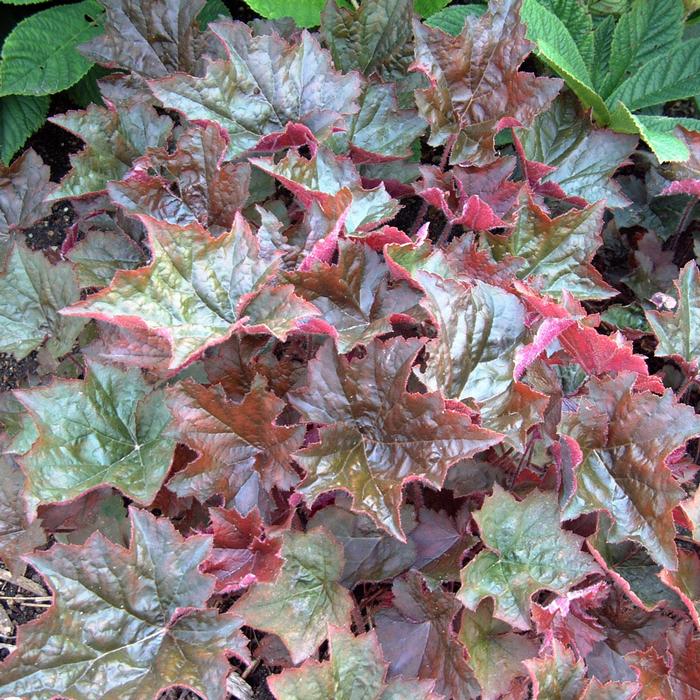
[0,241,85,360]
[15,361,176,513]
[458,600,538,700]
[66,230,145,288]
[414,0,450,16]
[0,0,103,96]
[0,0,51,4]
[608,38,700,110]
[491,194,615,300]
[538,0,595,68]
[62,216,319,370]
[233,529,354,664]
[561,374,700,569]
[590,14,615,91]
[424,5,487,34]
[49,102,172,200]
[646,261,700,363]
[328,83,426,160]
[321,0,415,80]
[242,0,326,26]
[587,515,682,609]
[198,0,231,25]
[516,92,637,206]
[289,337,503,540]
[149,22,361,159]
[524,640,587,699]
[269,626,441,700]
[0,508,249,700]
[603,0,684,97]
[521,0,610,122]
[608,102,695,162]
[0,95,49,164]
[458,485,599,630]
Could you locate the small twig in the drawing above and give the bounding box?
[240,659,259,681]
[0,595,51,602]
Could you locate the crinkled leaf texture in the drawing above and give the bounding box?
[411,0,562,165]
[79,0,207,78]
[561,373,700,569]
[0,507,249,700]
[458,485,599,630]
[14,361,175,514]
[165,376,304,500]
[62,216,319,369]
[268,626,441,700]
[0,241,85,360]
[233,528,354,664]
[289,337,503,540]
[150,20,361,158]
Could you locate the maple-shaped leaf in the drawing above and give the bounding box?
[579,680,640,700]
[646,261,700,365]
[321,0,414,80]
[0,241,85,360]
[202,506,283,594]
[408,505,475,582]
[515,93,636,208]
[625,647,675,700]
[83,321,173,371]
[62,216,319,369]
[660,127,700,197]
[329,83,427,161]
[283,240,423,352]
[66,229,145,289]
[14,361,175,514]
[0,507,249,700]
[79,0,208,78]
[458,599,538,700]
[150,21,361,159]
[307,502,417,586]
[49,102,172,200]
[413,271,546,449]
[458,485,599,630]
[268,626,441,700]
[666,622,700,699]
[232,528,354,664]
[289,337,503,540]
[514,289,662,392]
[108,122,250,232]
[0,149,54,259]
[587,515,681,611]
[560,374,700,570]
[489,193,614,300]
[531,582,608,658]
[524,640,587,700]
[660,549,700,627]
[411,0,561,165]
[375,571,479,700]
[415,157,520,229]
[0,452,46,576]
[165,377,304,501]
[251,147,399,233]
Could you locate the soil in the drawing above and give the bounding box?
[24,202,75,252]
[0,352,38,392]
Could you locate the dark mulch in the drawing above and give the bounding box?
[24,202,75,251]
[0,352,38,392]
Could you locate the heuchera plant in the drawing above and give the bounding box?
[1,0,700,697]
